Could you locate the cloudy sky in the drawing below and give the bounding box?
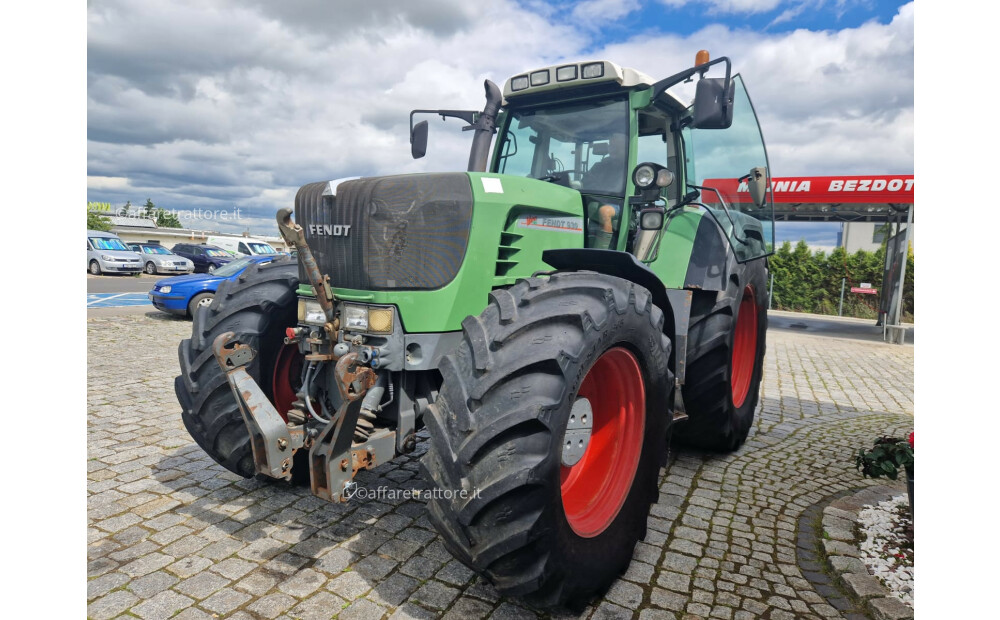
[87,0,913,248]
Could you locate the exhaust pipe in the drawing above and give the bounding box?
[467,80,502,173]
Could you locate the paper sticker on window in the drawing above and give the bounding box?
[516,215,584,234]
[481,178,504,193]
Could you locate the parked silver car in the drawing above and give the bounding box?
[87,230,142,275]
[128,243,195,275]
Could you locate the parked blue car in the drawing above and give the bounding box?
[149,255,278,317]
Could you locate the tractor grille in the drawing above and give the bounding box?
[294,173,474,291]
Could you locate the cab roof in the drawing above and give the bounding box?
[503,60,686,109]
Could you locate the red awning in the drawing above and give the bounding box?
[704,175,914,205]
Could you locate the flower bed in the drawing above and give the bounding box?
[858,494,914,606]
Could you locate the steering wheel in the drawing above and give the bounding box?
[538,169,582,186]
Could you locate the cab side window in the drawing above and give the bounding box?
[238,242,250,254]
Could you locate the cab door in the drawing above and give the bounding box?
[683,75,774,262]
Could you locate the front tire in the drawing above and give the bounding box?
[89,260,101,275]
[145,262,157,275]
[187,293,214,318]
[676,258,768,452]
[174,257,301,478]
[422,272,673,607]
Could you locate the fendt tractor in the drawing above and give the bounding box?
[175,51,775,607]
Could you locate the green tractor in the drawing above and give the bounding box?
[176,51,774,607]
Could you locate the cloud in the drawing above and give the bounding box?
[657,0,784,14]
[87,176,131,191]
[87,1,912,236]
[572,0,643,22]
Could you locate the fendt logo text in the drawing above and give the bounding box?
[309,224,352,237]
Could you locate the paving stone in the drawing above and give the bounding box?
[368,572,420,607]
[234,569,279,596]
[411,580,460,610]
[291,591,349,620]
[131,590,194,620]
[606,579,644,607]
[340,598,388,620]
[277,567,328,598]
[87,571,130,600]
[247,592,298,619]
[166,555,213,579]
[175,570,231,600]
[87,590,139,620]
[441,596,495,620]
[870,597,914,620]
[842,573,888,599]
[829,555,868,574]
[128,570,179,598]
[200,587,252,615]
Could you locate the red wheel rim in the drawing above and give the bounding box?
[271,343,302,422]
[560,347,645,538]
[731,286,758,408]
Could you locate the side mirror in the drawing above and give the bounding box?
[411,120,428,159]
[692,78,734,129]
[747,167,768,208]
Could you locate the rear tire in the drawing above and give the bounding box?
[676,258,768,452]
[174,257,303,479]
[422,272,673,607]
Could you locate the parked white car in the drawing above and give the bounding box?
[207,235,279,257]
[87,230,142,275]
[127,243,195,275]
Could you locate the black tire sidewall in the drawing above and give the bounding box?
[90,261,100,275]
[146,262,156,274]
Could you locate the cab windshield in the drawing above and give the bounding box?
[495,97,630,197]
[142,246,171,255]
[248,243,277,254]
[90,237,130,251]
[205,249,229,257]
[212,257,256,277]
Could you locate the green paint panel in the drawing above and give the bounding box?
[648,206,704,289]
[304,173,584,333]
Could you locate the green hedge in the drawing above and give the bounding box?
[768,240,913,321]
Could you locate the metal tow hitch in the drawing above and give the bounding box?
[213,332,305,481]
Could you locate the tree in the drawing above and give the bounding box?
[119,200,132,217]
[144,198,156,219]
[155,208,182,228]
[87,211,113,232]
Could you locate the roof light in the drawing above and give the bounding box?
[530,70,550,86]
[581,62,604,79]
[556,65,578,81]
[511,75,529,91]
[695,50,710,66]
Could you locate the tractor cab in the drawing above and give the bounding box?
[490,58,775,263]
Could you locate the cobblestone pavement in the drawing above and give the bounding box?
[88,313,913,620]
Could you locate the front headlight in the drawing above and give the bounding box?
[159,285,172,294]
[298,299,326,325]
[341,305,394,334]
[343,305,368,331]
[101,254,115,261]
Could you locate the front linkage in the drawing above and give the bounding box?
[212,209,394,501]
